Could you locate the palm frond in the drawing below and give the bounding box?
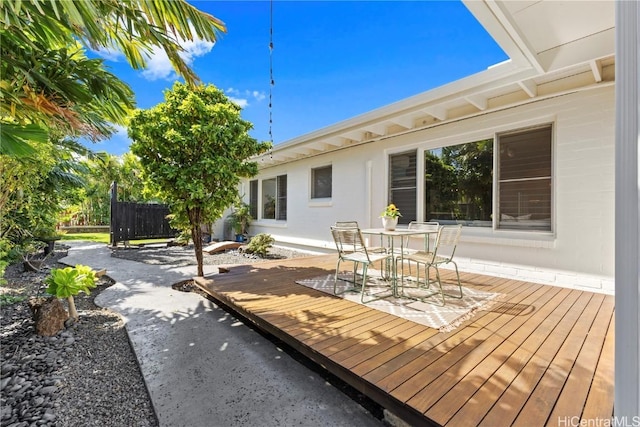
[0,123,46,157]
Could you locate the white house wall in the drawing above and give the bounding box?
[244,84,615,293]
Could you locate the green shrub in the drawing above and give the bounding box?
[45,264,97,320]
[0,238,12,286]
[245,233,274,257]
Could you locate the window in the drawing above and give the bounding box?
[424,140,493,226]
[311,165,332,199]
[497,125,552,231]
[277,175,287,220]
[248,180,258,219]
[262,175,287,220]
[406,124,552,232]
[389,151,417,225]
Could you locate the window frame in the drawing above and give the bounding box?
[310,164,332,200]
[388,122,554,235]
[388,150,418,225]
[259,174,287,221]
[248,180,258,220]
[495,124,553,233]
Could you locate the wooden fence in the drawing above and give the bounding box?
[109,182,178,246]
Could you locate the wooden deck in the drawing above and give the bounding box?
[194,254,614,426]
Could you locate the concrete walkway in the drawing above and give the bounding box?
[60,241,382,427]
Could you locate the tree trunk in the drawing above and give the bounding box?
[188,207,204,277]
[67,296,78,320]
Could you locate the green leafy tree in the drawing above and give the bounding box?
[442,139,493,220]
[424,151,459,220]
[0,138,85,243]
[129,82,271,276]
[72,152,149,226]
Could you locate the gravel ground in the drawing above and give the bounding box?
[0,242,310,427]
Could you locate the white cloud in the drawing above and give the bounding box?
[141,37,215,81]
[140,46,177,81]
[228,97,249,108]
[112,123,128,137]
[93,47,125,62]
[224,88,267,109]
[252,91,266,101]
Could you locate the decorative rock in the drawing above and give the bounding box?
[1,377,11,390]
[42,410,56,421]
[1,363,18,376]
[28,297,68,337]
[38,386,58,395]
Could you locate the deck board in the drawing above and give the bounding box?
[194,254,615,426]
[512,293,605,425]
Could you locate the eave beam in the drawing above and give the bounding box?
[518,80,538,98]
[590,59,603,82]
[465,94,488,111]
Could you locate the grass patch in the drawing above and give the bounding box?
[60,233,174,245]
[61,233,110,243]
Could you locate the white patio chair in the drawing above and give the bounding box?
[334,220,386,255]
[330,225,393,303]
[334,221,360,228]
[396,221,440,278]
[403,221,440,254]
[401,224,463,306]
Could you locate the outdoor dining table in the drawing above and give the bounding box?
[360,227,439,297]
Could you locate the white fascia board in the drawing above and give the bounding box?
[463,0,544,73]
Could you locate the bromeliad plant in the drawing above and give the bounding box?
[44,264,97,321]
[380,203,402,219]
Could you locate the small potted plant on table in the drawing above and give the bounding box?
[380,203,402,230]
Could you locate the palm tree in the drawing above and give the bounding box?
[1,36,135,156]
[0,0,226,156]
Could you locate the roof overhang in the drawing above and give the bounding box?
[255,0,615,169]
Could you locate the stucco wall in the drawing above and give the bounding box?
[240,85,615,293]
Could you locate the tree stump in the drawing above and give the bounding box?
[28,297,68,336]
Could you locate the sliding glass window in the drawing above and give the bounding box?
[424,140,493,227]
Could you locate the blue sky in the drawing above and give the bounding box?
[90,1,508,156]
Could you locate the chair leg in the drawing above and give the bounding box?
[433,266,446,306]
[334,258,361,296]
[448,260,463,299]
[352,262,358,285]
[359,264,369,303]
[333,258,342,295]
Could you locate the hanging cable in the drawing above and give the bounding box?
[268,0,274,159]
